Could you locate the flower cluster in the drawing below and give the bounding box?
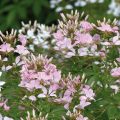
[19,21,56,51]
[0,30,29,72]
[50,0,104,12]
[19,54,61,91]
[53,11,119,58]
[108,0,120,17]
[1,9,120,120]
[19,54,95,119]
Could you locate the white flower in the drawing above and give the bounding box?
[0,71,2,77]
[110,85,119,94]
[108,0,120,16]
[19,21,55,50]
[0,81,5,86]
[4,117,14,120]
[0,114,14,120]
[28,95,37,101]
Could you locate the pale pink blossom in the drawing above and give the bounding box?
[53,30,64,41]
[0,99,10,111]
[112,35,120,45]
[80,21,93,32]
[75,32,93,45]
[19,34,27,46]
[81,85,95,100]
[111,67,120,77]
[78,47,89,56]
[55,37,75,58]
[38,86,57,98]
[116,58,120,62]
[97,22,118,32]
[93,34,100,42]
[15,45,29,55]
[54,95,72,110]
[76,115,88,120]
[0,43,14,53]
[79,96,91,109]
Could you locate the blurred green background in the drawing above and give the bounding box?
[0,0,117,31]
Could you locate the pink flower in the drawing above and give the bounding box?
[116,58,120,62]
[0,99,10,111]
[15,45,29,55]
[80,21,93,32]
[78,47,89,56]
[76,115,88,120]
[55,37,75,58]
[0,43,14,53]
[81,85,95,100]
[79,96,91,109]
[43,64,61,83]
[53,30,64,41]
[0,102,4,107]
[19,54,61,92]
[112,35,120,45]
[19,34,27,46]
[75,32,93,45]
[98,51,106,58]
[54,95,72,110]
[38,86,57,98]
[49,84,59,91]
[111,67,120,77]
[93,34,100,42]
[4,104,10,111]
[97,22,118,33]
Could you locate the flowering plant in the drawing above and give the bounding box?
[1,10,120,120]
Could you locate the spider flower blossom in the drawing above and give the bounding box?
[111,67,120,78]
[19,21,56,51]
[19,57,95,119]
[0,99,10,111]
[110,63,120,94]
[54,74,95,111]
[54,11,96,58]
[0,30,29,71]
[0,43,14,53]
[15,45,29,55]
[53,74,95,120]
[96,19,119,33]
[54,11,120,58]
[19,54,61,91]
